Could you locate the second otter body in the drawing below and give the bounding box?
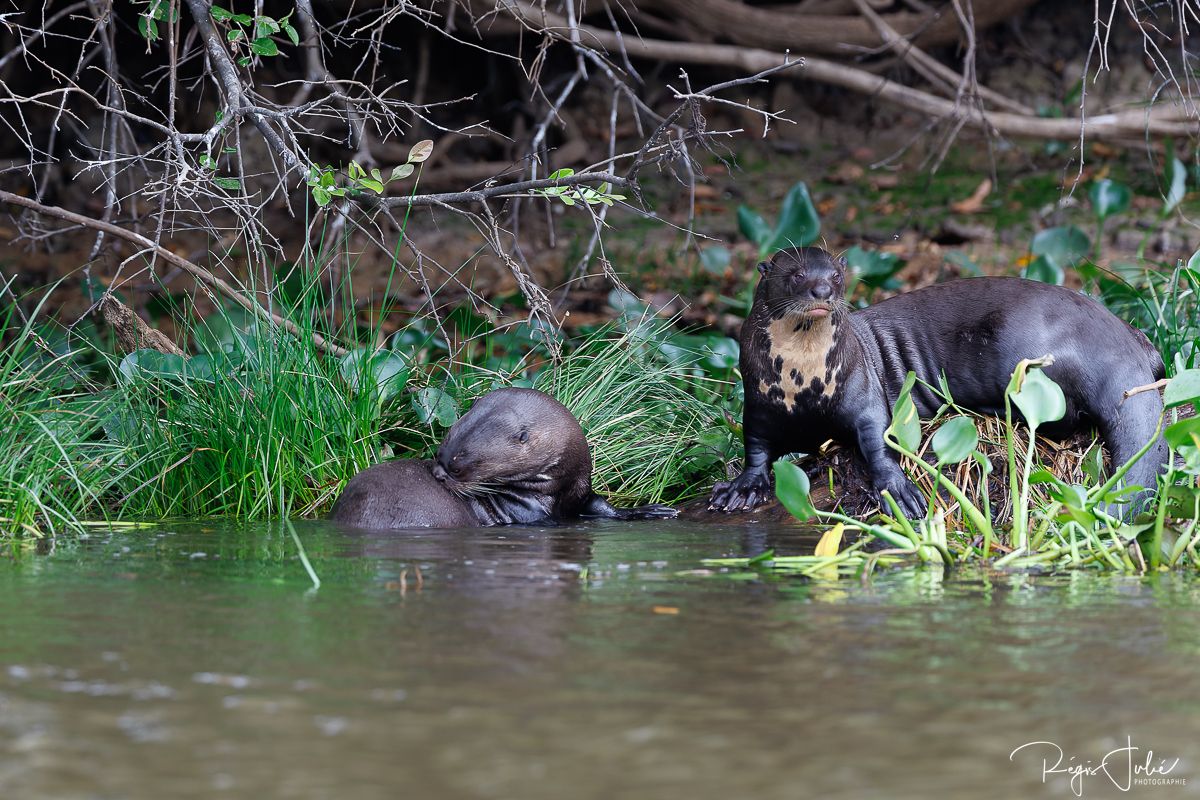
[709,247,1166,517]
[331,387,678,529]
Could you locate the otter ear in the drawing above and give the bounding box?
[837,256,848,268]
[757,260,772,276]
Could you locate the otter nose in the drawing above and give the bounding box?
[809,283,833,301]
[435,451,465,478]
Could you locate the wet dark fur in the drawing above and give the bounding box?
[709,246,1167,518]
[330,387,677,529]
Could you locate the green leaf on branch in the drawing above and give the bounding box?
[227,28,242,42]
[390,164,414,181]
[282,23,299,46]
[138,16,160,40]
[212,177,241,191]
[211,6,234,20]
[250,37,278,57]
[254,16,280,38]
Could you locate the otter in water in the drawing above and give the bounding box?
[708,246,1166,518]
[330,387,679,528]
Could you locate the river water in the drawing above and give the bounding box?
[1,520,1198,799]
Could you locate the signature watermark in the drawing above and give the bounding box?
[1010,738,1185,797]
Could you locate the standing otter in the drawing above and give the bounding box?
[709,246,1166,517]
[331,387,678,528]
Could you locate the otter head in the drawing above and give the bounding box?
[431,387,592,505]
[757,247,848,321]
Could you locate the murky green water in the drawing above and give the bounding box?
[2,521,1199,799]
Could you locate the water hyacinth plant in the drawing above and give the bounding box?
[758,362,1200,573]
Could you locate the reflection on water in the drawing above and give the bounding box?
[1,520,1199,799]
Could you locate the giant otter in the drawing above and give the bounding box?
[331,387,679,528]
[708,246,1166,518]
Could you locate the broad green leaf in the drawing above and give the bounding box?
[1028,467,1066,488]
[254,15,280,36]
[1090,178,1132,221]
[250,37,278,57]
[356,178,384,194]
[413,387,458,427]
[765,181,820,253]
[340,350,410,402]
[887,372,921,452]
[185,353,229,382]
[1164,156,1187,214]
[118,349,186,383]
[1188,249,1200,271]
[547,167,574,180]
[1165,369,1200,408]
[138,16,159,40]
[773,459,817,521]
[1010,367,1066,430]
[945,250,983,276]
[312,186,332,206]
[232,13,253,24]
[699,246,731,275]
[211,6,234,20]
[1165,417,1200,451]
[347,161,363,179]
[390,163,414,181]
[814,523,844,557]
[1031,225,1090,268]
[213,176,241,190]
[407,139,434,163]
[843,245,901,278]
[1022,254,1064,285]
[931,416,978,465]
[736,205,773,249]
[282,23,299,46]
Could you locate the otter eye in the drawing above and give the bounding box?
[517,430,529,443]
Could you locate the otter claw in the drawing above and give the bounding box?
[708,475,771,513]
[881,481,927,520]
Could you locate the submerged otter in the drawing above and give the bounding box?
[709,246,1166,517]
[330,387,679,528]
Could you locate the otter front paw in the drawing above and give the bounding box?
[708,471,772,512]
[879,478,927,520]
[620,503,679,520]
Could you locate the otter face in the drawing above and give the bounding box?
[758,247,848,321]
[432,387,589,496]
